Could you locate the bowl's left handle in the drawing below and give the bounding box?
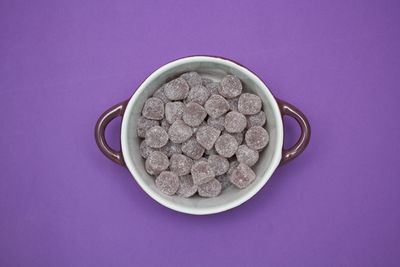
[95,100,129,167]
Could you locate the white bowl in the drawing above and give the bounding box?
[95,56,310,215]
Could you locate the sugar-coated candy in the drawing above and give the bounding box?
[224,131,244,145]
[176,175,198,198]
[247,111,266,128]
[181,72,202,88]
[230,163,256,189]
[219,75,242,98]
[165,101,185,124]
[168,119,193,143]
[160,118,170,132]
[182,102,207,127]
[208,155,229,176]
[227,160,239,175]
[155,171,180,195]
[228,97,239,111]
[191,161,215,185]
[198,179,222,197]
[238,93,262,115]
[202,78,213,86]
[215,133,238,158]
[160,142,181,158]
[140,140,158,159]
[205,82,220,95]
[186,85,210,105]
[204,94,229,118]
[169,153,193,176]
[145,126,169,148]
[153,85,170,104]
[145,151,169,175]
[142,97,164,120]
[207,116,225,131]
[137,116,159,138]
[216,174,231,190]
[196,125,221,150]
[235,145,259,167]
[195,157,208,163]
[224,111,247,133]
[164,77,189,100]
[181,137,205,160]
[245,126,269,150]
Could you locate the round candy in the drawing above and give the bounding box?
[164,77,189,100]
[140,140,158,159]
[230,163,256,189]
[181,138,205,160]
[169,153,193,176]
[191,161,215,185]
[219,75,242,98]
[207,116,225,131]
[142,97,164,120]
[215,174,232,190]
[238,93,262,115]
[235,145,259,167]
[204,94,229,118]
[228,97,239,111]
[208,155,229,176]
[145,151,169,175]
[196,125,221,150]
[155,171,180,195]
[224,111,247,133]
[160,141,181,158]
[186,85,210,105]
[165,101,185,124]
[205,82,220,95]
[180,72,202,88]
[153,85,170,104]
[198,179,222,197]
[247,111,266,128]
[168,119,193,144]
[145,126,169,148]
[182,102,207,127]
[215,133,238,158]
[245,126,269,150]
[137,116,159,138]
[202,78,213,86]
[176,175,198,198]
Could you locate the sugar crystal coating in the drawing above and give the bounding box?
[208,155,229,176]
[195,157,208,164]
[198,179,222,197]
[155,171,179,195]
[169,153,193,176]
[142,97,164,120]
[176,175,197,197]
[191,161,215,185]
[204,94,229,118]
[196,125,221,150]
[236,145,259,167]
[160,142,182,157]
[216,174,232,190]
[230,163,256,189]
[202,78,213,86]
[182,102,207,127]
[153,85,170,104]
[165,101,185,124]
[207,116,225,131]
[145,151,169,175]
[164,77,189,100]
[215,133,239,158]
[205,82,220,95]
[137,116,159,138]
[145,126,169,148]
[160,118,170,132]
[186,85,210,105]
[247,111,266,128]
[238,93,262,115]
[228,97,239,111]
[168,119,193,143]
[181,72,202,88]
[219,75,242,98]
[245,126,269,150]
[205,147,217,156]
[223,131,244,145]
[140,139,158,159]
[181,137,205,160]
[224,111,247,133]
[227,160,239,175]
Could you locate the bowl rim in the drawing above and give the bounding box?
[121,56,284,215]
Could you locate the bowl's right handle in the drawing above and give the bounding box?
[277,99,311,165]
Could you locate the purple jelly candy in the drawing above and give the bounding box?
[238,93,262,115]
[204,94,229,119]
[176,174,198,198]
[164,77,190,100]
[196,125,221,150]
[155,171,180,195]
[191,161,215,185]
[247,111,266,128]
[142,97,164,120]
[208,155,229,176]
[145,126,169,148]
[186,85,211,105]
[180,72,202,88]
[165,101,185,124]
[230,163,256,189]
[235,145,259,167]
[215,133,239,158]
[145,151,169,175]
[168,119,193,144]
[137,116,159,138]
[182,102,207,127]
[198,179,222,197]
[245,126,269,150]
[224,111,247,133]
[181,137,205,160]
[219,75,242,98]
[169,153,193,176]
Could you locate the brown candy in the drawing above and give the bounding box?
[155,171,180,195]
[238,93,262,115]
[181,137,205,160]
[219,75,242,98]
[247,111,266,128]
[215,133,238,158]
[245,126,269,150]
[196,125,221,150]
[137,116,159,138]
[208,155,229,176]
[198,179,222,197]
[181,72,202,88]
[235,145,259,167]
[204,94,229,119]
[168,119,193,144]
[224,111,247,133]
[176,175,198,198]
[145,151,169,175]
[164,77,189,100]
[169,153,193,176]
[182,102,207,127]
[142,97,164,120]
[145,126,169,148]
[191,161,215,185]
[230,163,256,189]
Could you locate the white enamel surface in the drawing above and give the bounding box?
[121,56,283,215]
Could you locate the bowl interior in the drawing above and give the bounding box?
[121,56,283,215]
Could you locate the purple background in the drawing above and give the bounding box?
[1,0,400,266]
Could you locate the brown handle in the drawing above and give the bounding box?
[95,100,129,166]
[277,99,311,165]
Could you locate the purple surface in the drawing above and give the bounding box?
[1,0,400,266]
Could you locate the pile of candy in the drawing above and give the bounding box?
[137,72,269,198]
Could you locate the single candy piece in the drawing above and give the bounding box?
[145,151,169,175]
[160,118,170,132]
[191,161,215,185]
[238,93,262,115]
[181,72,202,88]
[176,175,198,197]
[247,111,266,128]
[215,133,238,158]
[228,97,239,111]
[155,171,180,195]
[202,78,213,86]
[207,116,225,131]
[142,97,164,120]
[216,174,231,190]
[205,147,217,156]
[182,102,207,127]
[165,101,185,124]
[245,126,269,150]
[186,85,210,105]
[168,119,193,143]
[181,138,205,160]
[227,160,239,175]
[196,125,221,150]
[236,145,259,167]
[137,116,159,138]
[205,82,220,95]
[169,153,193,176]
[208,155,229,176]
[160,142,181,157]
[219,75,242,98]
[224,111,247,133]
[198,179,222,197]
[153,85,170,104]
[140,140,158,159]
[230,163,256,189]
[145,126,169,148]
[204,94,229,118]
[164,77,189,100]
